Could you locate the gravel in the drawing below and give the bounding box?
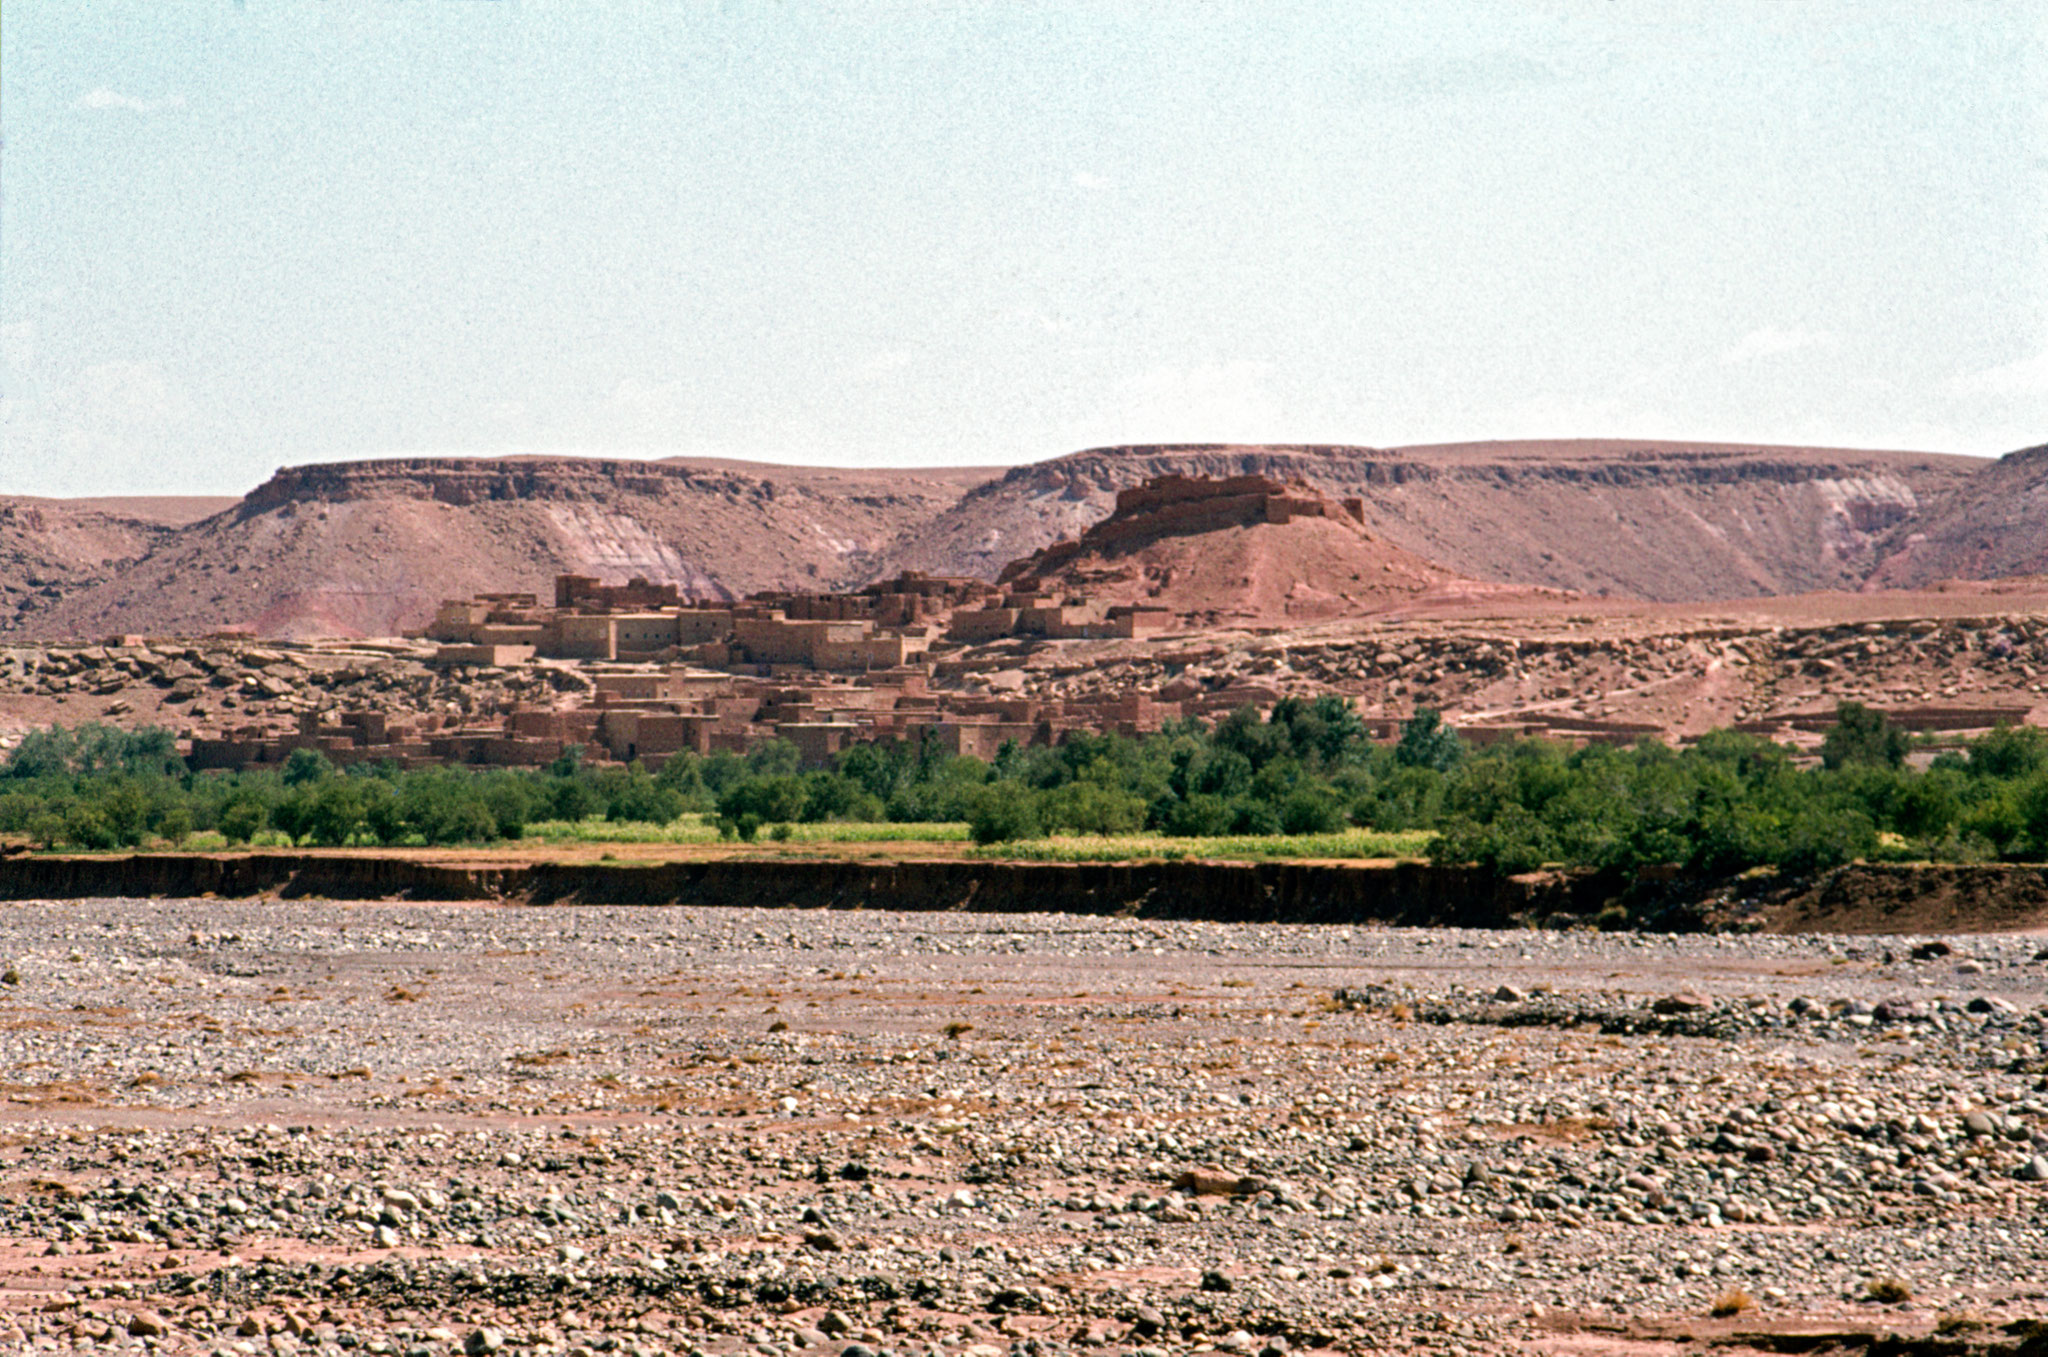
[0,900,2043,1355]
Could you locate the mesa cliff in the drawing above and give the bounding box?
[1862,442,2048,589]
[876,440,1980,602]
[7,457,983,640]
[993,473,1501,624]
[3,437,2031,641]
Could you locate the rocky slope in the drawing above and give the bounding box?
[876,440,1983,603]
[0,495,235,638]
[4,439,2025,641]
[1865,442,2048,589]
[15,458,987,641]
[994,474,1521,625]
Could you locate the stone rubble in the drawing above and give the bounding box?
[0,903,2040,1355]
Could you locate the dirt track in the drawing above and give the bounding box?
[0,899,2043,1355]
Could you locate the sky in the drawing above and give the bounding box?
[3,1,2044,498]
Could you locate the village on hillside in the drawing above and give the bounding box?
[0,474,1998,781]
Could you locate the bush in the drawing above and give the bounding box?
[545,777,604,823]
[967,783,1043,845]
[1228,797,1282,836]
[1396,707,1466,773]
[1278,787,1347,835]
[717,776,808,826]
[1821,702,1905,770]
[1429,806,1551,874]
[1968,724,2048,780]
[1155,793,1235,837]
[1037,781,1147,836]
[280,747,335,787]
[603,771,685,826]
[63,804,120,851]
[217,795,268,845]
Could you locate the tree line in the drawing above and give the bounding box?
[3,701,2046,877]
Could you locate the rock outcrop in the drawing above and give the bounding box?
[13,458,983,641]
[1866,442,2048,589]
[6,439,2028,641]
[994,473,1518,625]
[878,440,1982,602]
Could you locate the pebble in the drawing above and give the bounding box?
[0,900,2040,1355]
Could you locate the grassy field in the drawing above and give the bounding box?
[68,818,1428,862]
[965,828,1434,863]
[515,815,973,846]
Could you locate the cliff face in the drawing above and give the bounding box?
[876,440,1981,602]
[237,457,770,512]
[991,472,1471,625]
[0,440,2014,641]
[1864,443,2048,589]
[14,457,977,641]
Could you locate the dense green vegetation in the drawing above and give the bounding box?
[4,700,2047,878]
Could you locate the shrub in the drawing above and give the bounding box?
[1428,807,1551,874]
[1156,793,1236,837]
[280,747,335,787]
[1396,707,1466,773]
[1821,702,1905,770]
[217,795,268,845]
[1228,797,1282,836]
[545,776,603,823]
[63,804,120,851]
[717,776,808,826]
[604,772,685,825]
[1968,724,2048,780]
[1037,781,1146,836]
[967,782,1043,845]
[1278,787,1347,835]
[153,806,193,845]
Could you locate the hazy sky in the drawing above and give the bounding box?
[3,1,2043,497]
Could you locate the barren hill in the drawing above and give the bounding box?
[876,439,1982,602]
[0,495,237,638]
[2,438,2014,642]
[995,473,1522,625]
[15,458,986,641]
[1864,442,2048,589]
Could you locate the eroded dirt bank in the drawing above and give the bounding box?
[3,852,2048,935]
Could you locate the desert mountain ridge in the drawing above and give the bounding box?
[1,437,2041,641]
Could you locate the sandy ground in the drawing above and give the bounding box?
[0,901,2041,1355]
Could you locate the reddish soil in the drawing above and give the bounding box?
[882,440,1990,603]
[11,438,2041,642]
[1864,442,2048,589]
[997,476,1560,626]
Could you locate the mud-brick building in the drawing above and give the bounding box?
[931,719,1048,760]
[189,711,440,770]
[778,721,861,767]
[945,595,1172,643]
[555,575,684,611]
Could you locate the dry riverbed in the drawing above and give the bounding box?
[0,901,2043,1356]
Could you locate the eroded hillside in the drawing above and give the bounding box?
[17,458,985,640]
[876,440,1982,601]
[6,439,2032,641]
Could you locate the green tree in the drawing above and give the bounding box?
[1968,724,2048,780]
[1820,702,1905,770]
[966,782,1043,845]
[217,794,269,845]
[280,747,335,787]
[1396,707,1466,773]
